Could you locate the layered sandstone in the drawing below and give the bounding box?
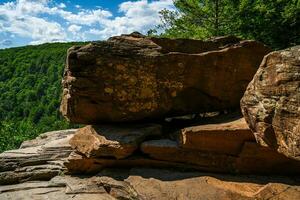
[69,124,162,159]
[241,46,300,160]
[1,125,300,199]
[61,33,270,123]
[179,117,255,155]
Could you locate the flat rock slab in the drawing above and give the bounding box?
[69,124,162,159]
[141,139,236,173]
[61,33,270,123]
[20,129,77,149]
[241,45,300,160]
[236,142,300,174]
[1,168,300,200]
[141,139,300,175]
[180,117,255,155]
[64,152,204,174]
[0,129,75,185]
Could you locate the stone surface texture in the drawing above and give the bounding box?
[180,117,255,155]
[0,129,76,185]
[241,46,300,160]
[1,167,300,200]
[69,124,162,159]
[61,33,270,123]
[1,125,300,199]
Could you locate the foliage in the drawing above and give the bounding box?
[150,0,300,49]
[0,42,85,152]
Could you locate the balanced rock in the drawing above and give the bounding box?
[61,33,270,123]
[241,46,300,160]
[69,124,162,159]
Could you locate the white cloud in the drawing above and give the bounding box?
[67,24,84,40]
[58,3,66,9]
[58,9,112,26]
[0,0,174,46]
[68,24,82,33]
[90,0,175,39]
[0,0,66,44]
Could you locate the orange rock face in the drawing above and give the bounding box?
[64,116,300,175]
[61,33,270,123]
[69,124,162,159]
[180,118,255,155]
[140,138,300,175]
[241,46,300,160]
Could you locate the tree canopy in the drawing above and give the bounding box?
[150,0,300,49]
[0,42,85,152]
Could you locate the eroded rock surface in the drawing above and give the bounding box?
[241,46,300,160]
[0,129,76,185]
[1,168,300,200]
[180,117,255,155]
[61,33,270,123]
[141,139,300,175]
[65,116,300,175]
[69,124,162,159]
[1,126,300,199]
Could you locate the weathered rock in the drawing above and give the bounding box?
[69,124,162,159]
[140,139,300,175]
[125,168,300,200]
[2,168,300,200]
[64,152,204,174]
[0,129,76,185]
[1,130,300,199]
[20,129,77,148]
[179,117,255,155]
[0,175,139,200]
[236,142,300,174]
[141,139,236,173]
[241,46,300,160]
[61,33,270,123]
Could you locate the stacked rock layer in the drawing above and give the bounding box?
[59,33,299,175]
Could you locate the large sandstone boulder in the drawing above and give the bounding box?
[241,46,300,160]
[61,33,270,123]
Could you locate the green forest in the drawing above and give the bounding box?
[0,0,299,152]
[0,42,85,152]
[149,0,300,49]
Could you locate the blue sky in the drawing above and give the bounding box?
[0,0,174,49]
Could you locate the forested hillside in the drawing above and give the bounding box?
[0,42,86,152]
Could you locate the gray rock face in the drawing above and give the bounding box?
[60,33,270,123]
[0,129,76,185]
[241,46,300,160]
